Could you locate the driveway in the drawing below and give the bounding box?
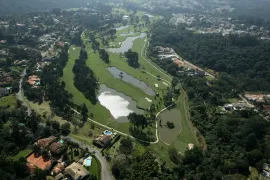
[66,136,113,180]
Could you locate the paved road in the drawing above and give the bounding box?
[66,136,113,180]
[16,68,31,116]
[141,39,172,82]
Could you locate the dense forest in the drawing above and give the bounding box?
[73,48,98,104]
[145,18,270,178]
[150,21,270,92]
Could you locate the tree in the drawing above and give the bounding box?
[61,122,71,135]
[81,103,88,122]
[167,121,175,129]
[168,147,182,164]
[171,77,178,90]
[128,113,148,128]
[124,50,139,68]
[41,149,49,159]
[119,138,133,155]
[99,49,109,63]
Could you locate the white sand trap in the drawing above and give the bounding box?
[73,48,76,50]
[154,83,159,88]
[162,82,169,86]
[119,42,121,45]
[98,91,133,119]
[145,97,152,102]
[188,143,194,150]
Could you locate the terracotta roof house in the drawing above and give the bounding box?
[37,136,57,148]
[26,153,52,171]
[65,162,89,180]
[27,75,40,86]
[93,135,111,148]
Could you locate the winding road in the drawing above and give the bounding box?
[16,68,31,116]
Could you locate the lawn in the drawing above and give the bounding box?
[0,95,17,109]
[87,156,101,180]
[22,95,69,125]
[12,148,32,160]
[158,93,198,152]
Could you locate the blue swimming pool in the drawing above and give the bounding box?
[84,156,92,167]
[104,130,112,135]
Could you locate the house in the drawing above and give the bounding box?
[50,142,64,155]
[52,162,65,175]
[0,88,10,97]
[55,41,65,47]
[65,162,89,180]
[37,136,57,148]
[256,98,266,104]
[195,69,206,76]
[27,75,40,86]
[54,173,64,180]
[93,135,111,148]
[26,153,52,171]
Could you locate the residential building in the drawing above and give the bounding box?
[93,135,111,148]
[65,162,89,180]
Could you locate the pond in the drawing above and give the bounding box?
[98,84,144,123]
[107,67,155,96]
[107,33,146,53]
[114,25,129,31]
[119,32,135,37]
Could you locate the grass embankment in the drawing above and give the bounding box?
[0,95,17,109]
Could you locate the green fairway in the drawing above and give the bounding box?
[158,108,182,144]
[158,93,198,152]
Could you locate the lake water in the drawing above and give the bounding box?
[120,32,135,37]
[107,33,146,53]
[114,25,129,31]
[107,67,155,96]
[98,84,144,123]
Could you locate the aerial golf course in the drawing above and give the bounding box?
[61,8,198,164]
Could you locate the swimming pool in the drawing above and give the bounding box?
[104,130,112,135]
[83,156,92,167]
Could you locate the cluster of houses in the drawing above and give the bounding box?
[155,46,206,77]
[26,136,93,180]
[222,102,252,112]
[244,93,270,120]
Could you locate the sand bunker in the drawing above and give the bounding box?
[98,91,133,119]
[162,82,169,86]
[154,83,159,88]
[73,48,76,50]
[145,97,152,102]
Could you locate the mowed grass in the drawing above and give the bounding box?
[158,93,198,152]
[88,156,101,180]
[12,148,32,160]
[158,108,182,144]
[62,46,116,129]
[0,95,17,109]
